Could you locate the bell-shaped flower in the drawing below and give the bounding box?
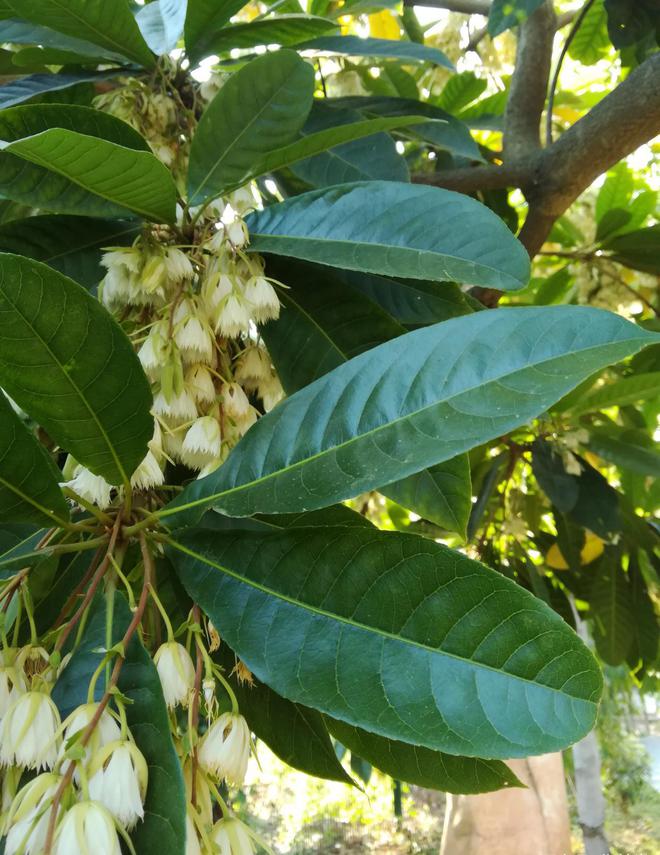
[214,295,251,338]
[4,772,63,855]
[186,365,217,405]
[53,801,121,855]
[130,450,164,491]
[181,417,222,469]
[154,642,195,709]
[0,691,61,770]
[212,817,256,855]
[243,276,280,323]
[199,712,250,785]
[62,466,114,509]
[59,702,121,777]
[88,739,147,829]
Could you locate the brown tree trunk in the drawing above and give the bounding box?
[440,752,572,855]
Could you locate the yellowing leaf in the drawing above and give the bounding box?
[554,106,582,124]
[369,10,400,40]
[547,531,605,570]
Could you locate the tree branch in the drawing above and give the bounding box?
[503,0,556,159]
[415,162,534,193]
[402,0,491,12]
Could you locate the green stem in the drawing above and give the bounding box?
[148,583,175,641]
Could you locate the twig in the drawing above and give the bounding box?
[190,605,203,808]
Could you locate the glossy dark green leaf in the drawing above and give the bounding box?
[0,528,47,579]
[167,525,602,758]
[566,458,621,541]
[4,0,155,67]
[0,17,128,62]
[324,96,482,161]
[235,115,423,193]
[384,455,472,539]
[488,0,544,36]
[52,593,186,855]
[291,102,409,186]
[184,0,249,63]
[295,35,453,69]
[3,129,176,223]
[0,254,153,487]
[337,269,472,326]
[603,224,660,274]
[0,71,121,110]
[532,441,579,514]
[590,553,635,666]
[187,50,314,205]
[214,644,353,784]
[0,103,163,219]
[203,14,337,54]
[0,393,69,527]
[627,554,659,670]
[587,428,660,477]
[327,719,522,793]
[246,182,530,289]
[0,216,139,288]
[162,307,657,526]
[136,0,187,54]
[262,258,472,536]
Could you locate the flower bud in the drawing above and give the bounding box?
[212,817,256,855]
[199,712,250,785]
[0,691,61,770]
[154,642,195,709]
[88,739,147,829]
[5,772,63,855]
[53,801,121,855]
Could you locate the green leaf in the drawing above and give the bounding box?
[213,644,353,784]
[5,0,155,67]
[0,215,139,288]
[568,0,610,65]
[531,441,578,514]
[187,50,314,205]
[325,95,482,161]
[0,254,153,487]
[184,0,249,64]
[326,719,522,793]
[0,393,69,526]
[239,115,424,193]
[602,224,660,274]
[384,455,472,539]
[52,593,186,855]
[246,182,530,289]
[436,71,487,113]
[488,0,544,36]
[568,371,660,415]
[290,102,409,186]
[262,257,472,537]
[0,71,121,110]
[161,306,656,526]
[167,525,602,758]
[0,17,128,62]
[337,269,472,325]
[590,552,635,666]
[295,35,453,69]
[587,428,660,477]
[595,163,634,224]
[3,128,177,222]
[203,14,337,54]
[137,0,187,54]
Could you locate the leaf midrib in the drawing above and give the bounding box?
[0,471,67,525]
[0,277,128,486]
[168,536,597,704]
[162,328,648,518]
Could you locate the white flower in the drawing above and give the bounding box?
[202,268,234,309]
[164,247,194,283]
[53,801,121,855]
[175,316,214,364]
[154,642,195,708]
[88,739,147,829]
[152,389,198,421]
[182,417,222,467]
[221,383,250,419]
[0,691,61,770]
[62,466,114,509]
[214,295,251,338]
[259,375,284,412]
[130,450,164,490]
[59,702,120,774]
[101,248,141,275]
[228,186,258,216]
[185,812,203,855]
[186,365,217,405]
[205,230,230,255]
[212,817,256,855]
[5,772,63,855]
[101,267,133,308]
[234,406,259,437]
[0,659,26,719]
[199,712,250,785]
[234,347,271,382]
[225,220,249,248]
[137,324,168,375]
[141,253,168,294]
[243,276,280,322]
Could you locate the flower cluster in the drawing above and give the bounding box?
[0,642,147,854]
